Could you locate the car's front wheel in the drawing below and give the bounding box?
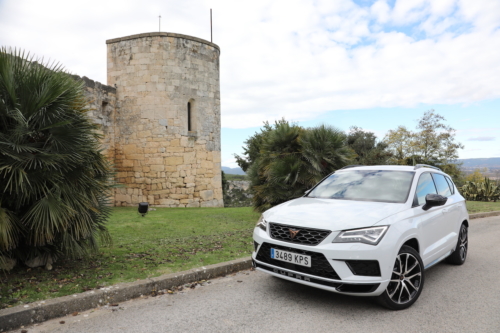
[377,245,424,310]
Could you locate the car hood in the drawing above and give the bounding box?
[263,197,407,231]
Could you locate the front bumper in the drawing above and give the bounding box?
[253,227,395,296]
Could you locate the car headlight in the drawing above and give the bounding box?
[332,226,389,246]
[256,215,267,231]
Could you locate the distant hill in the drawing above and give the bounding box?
[222,166,246,175]
[458,158,500,168]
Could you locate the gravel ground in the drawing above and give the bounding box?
[14,216,500,333]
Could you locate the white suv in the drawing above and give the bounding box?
[252,165,469,310]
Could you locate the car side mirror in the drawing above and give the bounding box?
[304,189,311,195]
[422,194,447,211]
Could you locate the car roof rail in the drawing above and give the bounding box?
[414,164,442,171]
[339,165,364,170]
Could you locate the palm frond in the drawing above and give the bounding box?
[0,47,113,269]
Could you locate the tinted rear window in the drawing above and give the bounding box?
[432,173,452,197]
[445,176,455,194]
[307,170,415,203]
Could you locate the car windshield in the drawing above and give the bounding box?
[307,170,415,203]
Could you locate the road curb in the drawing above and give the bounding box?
[0,257,253,332]
[469,211,500,219]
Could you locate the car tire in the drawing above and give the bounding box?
[446,223,468,265]
[377,245,425,310]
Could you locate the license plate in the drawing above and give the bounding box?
[271,248,311,267]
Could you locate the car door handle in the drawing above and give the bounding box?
[442,208,449,214]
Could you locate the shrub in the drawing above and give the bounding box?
[0,48,113,270]
[242,121,354,212]
[460,178,500,202]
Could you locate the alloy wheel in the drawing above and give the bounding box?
[459,225,468,261]
[386,253,422,304]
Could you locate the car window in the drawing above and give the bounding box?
[416,173,437,206]
[432,173,452,197]
[307,170,415,203]
[445,176,455,194]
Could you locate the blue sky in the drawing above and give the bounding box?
[1,0,499,167]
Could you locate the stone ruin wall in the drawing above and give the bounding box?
[76,75,118,204]
[106,32,222,207]
[77,76,117,163]
[75,32,223,208]
[106,33,223,208]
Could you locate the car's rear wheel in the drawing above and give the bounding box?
[377,245,424,310]
[446,223,468,265]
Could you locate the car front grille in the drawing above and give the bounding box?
[256,242,340,280]
[269,223,331,246]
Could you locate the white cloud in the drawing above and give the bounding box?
[457,127,500,135]
[391,0,429,25]
[1,0,499,129]
[428,0,457,17]
[371,1,391,24]
[221,158,240,169]
[468,137,496,141]
[458,0,500,32]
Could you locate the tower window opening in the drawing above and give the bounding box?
[187,102,192,131]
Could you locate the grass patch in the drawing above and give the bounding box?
[1,207,260,310]
[466,201,500,214]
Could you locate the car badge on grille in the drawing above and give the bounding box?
[289,229,300,239]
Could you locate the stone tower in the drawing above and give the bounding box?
[106,32,223,207]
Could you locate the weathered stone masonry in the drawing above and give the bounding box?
[80,32,223,207]
[77,76,117,164]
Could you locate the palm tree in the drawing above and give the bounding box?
[0,48,112,270]
[249,122,354,212]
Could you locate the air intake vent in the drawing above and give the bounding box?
[345,260,381,277]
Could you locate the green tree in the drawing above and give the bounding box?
[234,120,284,172]
[384,111,464,166]
[384,126,417,165]
[415,110,464,163]
[221,170,228,195]
[0,48,113,270]
[346,126,392,165]
[465,168,488,183]
[383,110,464,181]
[221,170,229,204]
[242,120,354,212]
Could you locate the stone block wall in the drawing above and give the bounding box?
[76,75,117,163]
[103,32,223,207]
[75,75,118,204]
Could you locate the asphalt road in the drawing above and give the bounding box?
[18,216,500,333]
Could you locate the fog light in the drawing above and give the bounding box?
[138,202,149,217]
